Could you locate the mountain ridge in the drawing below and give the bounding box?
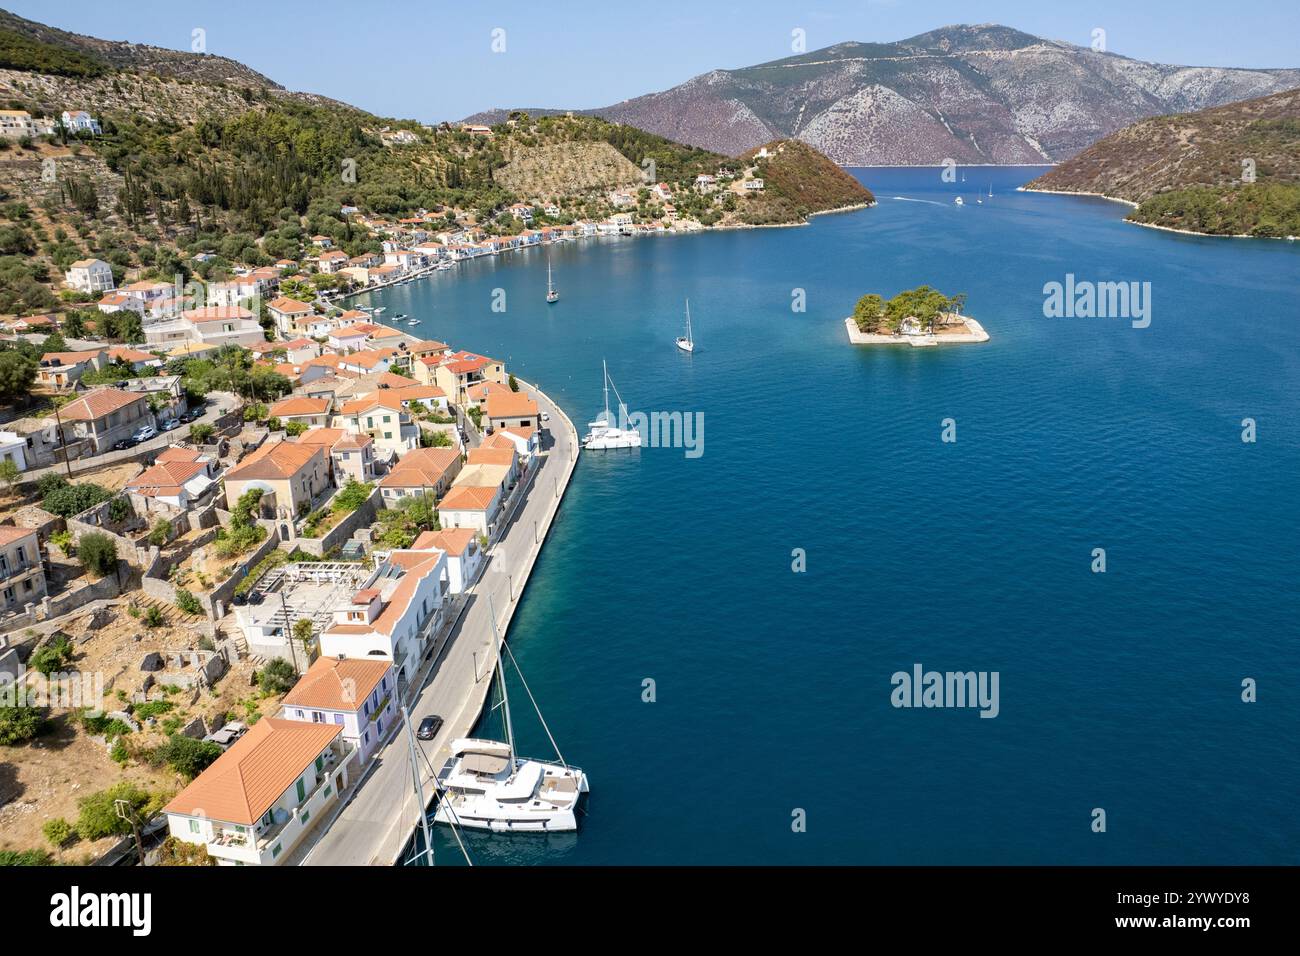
[464,23,1300,164]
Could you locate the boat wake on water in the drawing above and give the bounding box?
[891,196,949,207]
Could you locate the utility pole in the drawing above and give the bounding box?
[114,799,147,866]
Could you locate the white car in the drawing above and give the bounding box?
[131,425,157,442]
[541,412,550,423]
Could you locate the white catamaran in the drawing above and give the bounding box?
[582,360,642,449]
[546,263,559,303]
[432,616,588,833]
[675,298,695,353]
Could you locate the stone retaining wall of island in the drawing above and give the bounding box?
[844,316,990,346]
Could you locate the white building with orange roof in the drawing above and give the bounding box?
[332,393,419,455]
[107,346,164,372]
[268,396,332,428]
[484,424,539,459]
[484,388,540,431]
[281,656,396,765]
[377,447,462,503]
[317,249,349,273]
[466,445,519,485]
[435,484,501,537]
[338,347,399,376]
[124,449,218,510]
[428,350,506,402]
[223,440,329,520]
[295,427,376,485]
[328,323,380,353]
[319,548,449,681]
[410,528,483,593]
[97,291,144,315]
[267,296,314,337]
[390,383,449,413]
[163,717,358,866]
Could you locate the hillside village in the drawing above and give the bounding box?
[0,251,557,862]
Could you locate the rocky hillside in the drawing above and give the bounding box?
[466,23,1300,165]
[1026,89,1300,237]
[494,141,642,197]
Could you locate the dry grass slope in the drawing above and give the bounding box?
[493,141,643,198]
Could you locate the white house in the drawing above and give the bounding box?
[410,528,483,594]
[163,718,358,866]
[61,110,101,134]
[64,258,115,294]
[281,656,396,766]
[318,549,449,682]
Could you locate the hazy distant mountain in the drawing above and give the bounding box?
[465,24,1300,164]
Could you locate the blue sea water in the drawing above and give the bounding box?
[374,167,1300,865]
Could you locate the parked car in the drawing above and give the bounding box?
[203,721,248,749]
[161,418,180,431]
[180,408,203,423]
[416,715,444,740]
[541,412,550,423]
[112,439,134,451]
[245,591,263,605]
[131,424,157,442]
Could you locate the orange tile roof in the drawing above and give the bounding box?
[393,384,446,402]
[226,441,321,481]
[269,396,330,418]
[484,390,538,419]
[332,323,380,338]
[0,526,37,546]
[163,718,342,825]
[268,297,312,314]
[438,485,497,511]
[182,306,254,321]
[107,347,157,363]
[41,349,104,366]
[295,427,346,448]
[338,393,404,415]
[372,555,442,635]
[156,446,204,463]
[282,657,390,712]
[466,446,514,467]
[127,459,208,495]
[59,387,146,421]
[412,527,476,556]
[378,447,459,488]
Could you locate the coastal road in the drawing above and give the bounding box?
[301,384,577,865]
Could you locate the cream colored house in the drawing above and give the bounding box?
[224,441,329,520]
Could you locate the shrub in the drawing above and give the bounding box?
[29,635,72,675]
[283,420,307,437]
[108,497,130,523]
[142,605,165,628]
[133,700,174,721]
[0,703,47,744]
[78,532,117,576]
[148,519,171,547]
[333,478,373,512]
[75,783,155,840]
[0,850,53,865]
[156,734,222,780]
[43,481,112,518]
[50,530,74,555]
[156,835,215,866]
[110,737,129,765]
[42,817,74,848]
[174,589,202,615]
[188,422,215,444]
[257,658,297,695]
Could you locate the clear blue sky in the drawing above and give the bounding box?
[9,0,1298,122]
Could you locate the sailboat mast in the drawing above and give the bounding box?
[685,298,692,343]
[601,358,611,421]
[402,704,435,865]
[487,598,516,768]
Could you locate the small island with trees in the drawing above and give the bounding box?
[844,285,989,347]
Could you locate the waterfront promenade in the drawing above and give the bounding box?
[300,382,578,865]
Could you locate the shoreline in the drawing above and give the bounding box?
[337,200,877,303]
[844,315,990,346]
[1021,186,1297,241]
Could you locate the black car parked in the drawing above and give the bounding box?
[416,715,444,740]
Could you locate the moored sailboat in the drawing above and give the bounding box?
[675,298,695,352]
[546,263,559,303]
[582,360,642,450]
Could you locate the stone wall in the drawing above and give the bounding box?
[290,488,381,557]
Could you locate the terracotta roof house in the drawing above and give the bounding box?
[224,441,329,520]
[162,717,358,866]
[409,527,482,593]
[57,387,152,453]
[281,657,396,764]
[125,453,218,509]
[484,390,539,430]
[268,396,332,427]
[377,447,462,501]
[36,348,106,389]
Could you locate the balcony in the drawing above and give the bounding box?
[0,559,40,583]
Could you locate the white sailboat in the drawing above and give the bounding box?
[432,612,588,833]
[582,360,642,450]
[954,196,964,206]
[675,299,695,353]
[546,263,559,303]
